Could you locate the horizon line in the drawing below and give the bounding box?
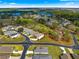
[0,5,79,8]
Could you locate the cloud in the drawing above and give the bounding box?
[0,2,78,8]
[65,2,75,5]
[0,4,79,8]
[9,2,16,4]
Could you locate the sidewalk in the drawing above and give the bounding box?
[13,50,33,54]
[67,48,74,54]
[60,47,66,54]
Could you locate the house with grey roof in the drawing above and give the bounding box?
[61,18,71,26]
[32,55,52,59]
[0,46,13,53]
[0,46,13,59]
[34,47,48,54]
[24,28,44,40]
[32,47,52,59]
[2,25,15,32]
[0,54,11,59]
[3,31,19,38]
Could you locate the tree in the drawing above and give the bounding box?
[65,24,76,32]
[15,19,33,25]
[51,22,59,30]
[48,31,59,41]
[74,20,79,27]
[0,30,4,35]
[16,19,22,24]
[0,22,3,28]
[18,27,24,33]
[62,30,72,42]
[75,27,79,34]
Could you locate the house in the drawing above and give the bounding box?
[24,28,44,40]
[2,25,15,32]
[3,31,19,38]
[32,47,52,59]
[61,18,71,26]
[0,46,13,53]
[34,47,48,54]
[32,55,52,59]
[0,54,11,59]
[2,25,19,38]
[0,46,13,59]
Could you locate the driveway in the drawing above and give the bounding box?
[60,47,66,54]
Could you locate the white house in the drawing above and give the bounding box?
[34,47,48,54]
[24,28,44,40]
[2,25,19,38]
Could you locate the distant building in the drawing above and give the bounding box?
[61,18,71,26]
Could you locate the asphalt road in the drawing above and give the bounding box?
[70,32,79,49]
[19,33,32,59]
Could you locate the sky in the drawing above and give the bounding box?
[0,0,79,8]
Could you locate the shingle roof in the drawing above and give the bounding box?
[0,46,13,53]
[32,55,52,59]
[0,53,11,59]
[4,31,17,36]
[24,28,44,39]
[34,47,48,53]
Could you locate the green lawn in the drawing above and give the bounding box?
[28,45,36,51]
[11,53,21,57]
[0,35,25,43]
[73,49,79,54]
[13,45,24,51]
[75,34,79,44]
[65,48,70,53]
[48,46,62,59]
[0,29,3,35]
